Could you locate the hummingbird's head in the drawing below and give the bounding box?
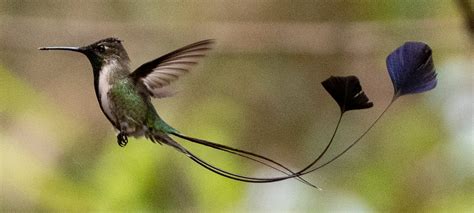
[40,37,130,70]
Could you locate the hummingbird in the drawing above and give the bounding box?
[39,38,315,187]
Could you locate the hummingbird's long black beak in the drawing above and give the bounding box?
[38,46,84,53]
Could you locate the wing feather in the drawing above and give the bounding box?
[130,39,215,98]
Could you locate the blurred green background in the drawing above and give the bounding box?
[1,0,472,212]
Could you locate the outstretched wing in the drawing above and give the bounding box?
[130,39,215,98]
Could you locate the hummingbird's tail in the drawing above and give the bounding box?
[165,132,318,188]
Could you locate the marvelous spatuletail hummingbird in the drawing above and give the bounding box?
[39,38,318,188]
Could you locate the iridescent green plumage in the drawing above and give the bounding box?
[109,78,177,136]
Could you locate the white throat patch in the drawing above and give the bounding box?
[98,60,117,123]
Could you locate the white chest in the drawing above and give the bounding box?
[98,62,115,122]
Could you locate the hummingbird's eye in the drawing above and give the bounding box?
[97,45,106,53]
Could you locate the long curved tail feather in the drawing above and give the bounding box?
[148,132,318,188]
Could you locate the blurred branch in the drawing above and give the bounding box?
[457,0,474,37]
[0,15,467,56]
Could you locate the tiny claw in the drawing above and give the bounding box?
[117,132,128,147]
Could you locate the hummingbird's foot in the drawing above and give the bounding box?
[117,132,128,147]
